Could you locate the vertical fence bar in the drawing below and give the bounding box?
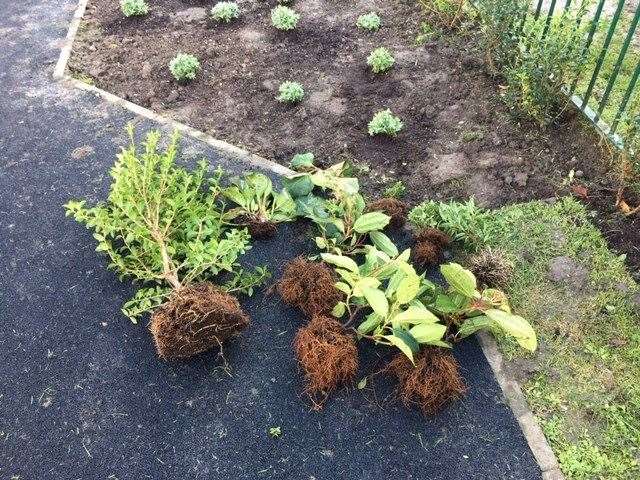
[594,7,640,123]
[534,0,545,19]
[542,0,558,38]
[568,0,608,96]
[611,58,640,134]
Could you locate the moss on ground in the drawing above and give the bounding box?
[484,198,640,479]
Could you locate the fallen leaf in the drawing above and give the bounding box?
[570,184,588,199]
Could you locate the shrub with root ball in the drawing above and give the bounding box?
[150,283,250,360]
[412,227,450,266]
[366,198,407,228]
[210,1,240,22]
[387,348,466,415]
[277,257,342,317]
[467,247,514,288]
[169,53,200,82]
[271,6,300,30]
[356,12,381,31]
[368,109,404,136]
[277,81,305,103]
[120,0,149,17]
[294,316,358,408]
[367,47,395,74]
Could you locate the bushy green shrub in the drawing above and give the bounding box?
[271,6,300,30]
[356,12,381,31]
[169,53,200,82]
[277,81,305,103]
[210,1,240,22]
[120,0,149,17]
[368,109,403,136]
[367,47,395,74]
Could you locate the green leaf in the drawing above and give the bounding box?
[362,286,389,317]
[357,312,382,334]
[353,212,391,233]
[332,301,346,318]
[440,263,478,298]
[396,273,421,304]
[352,277,381,296]
[290,152,315,170]
[357,377,367,389]
[283,174,314,198]
[392,306,440,325]
[484,309,537,352]
[409,323,447,344]
[321,253,359,273]
[335,282,351,295]
[385,329,419,363]
[245,173,273,199]
[369,231,398,257]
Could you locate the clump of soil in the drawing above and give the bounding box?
[412,227,451,266]
[294,315,358,408]
[467,247,514,288]
[387,348,466,415]
[367,198,407,228]
[245,218,278,239]
[277,257,342,318]
[150,283,249,360]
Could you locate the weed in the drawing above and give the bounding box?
[210,1,240,23]
[268,426,282,438]
[367,47,395,74]
[120,0,148,17]
[277,81,304,103]
[368,109,403,136]
[271,5,299,30]
[356,12,381,32]
[460,129,484,142]
[383,180,406,199]
[169,53,200,82]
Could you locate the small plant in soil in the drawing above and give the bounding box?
[120,0,149,17]
[356,12,381,32]
[383,180,406,199]
[367,47,395,74]
[210,1,240,23]
[368,109,403,136]
[284,157,394,255]
[222,172,297,238]
[277,81,305,103]
[268,426,282,438]
[64,127,268,359]
[169,53,200,82]
[271,5,300,31]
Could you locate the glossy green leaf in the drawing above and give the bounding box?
[357,312,382,334]
[321,253,359,273]
[370,231,398,257]
[440,263,478,298]
[283,174,314,198]
[396,273,421,304]
[353,212,391,233]
[409,323,447,344]
[484,309,537,352]
[392,306,440,325]
[331,301,346,318]
[362,286,389,317]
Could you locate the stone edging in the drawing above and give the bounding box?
[53,2,564,478]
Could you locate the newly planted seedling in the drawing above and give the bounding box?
[120,0,148,17]
[65,128,269,359]
[356,12,381,31]
[223,172,297,238]
[367,47,395,73]
[277,81,305,103]
[368,109,404,136]
[271,5,300,30]
[210,1,240,22]
[169,53,200,82]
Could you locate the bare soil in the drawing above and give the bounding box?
[69,0,640,274]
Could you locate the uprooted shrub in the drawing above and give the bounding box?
[387,347,466,415]
[223,172,297,239]
[65,127,269,359]
[412,227,450,266]
[277,257,343,317]
[294,315,359,408]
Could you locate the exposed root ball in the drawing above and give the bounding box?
[388,348,466,415]
[150,283,249,361]
[414,227,451,247]
[277,257,342,318]
[413,240,443,266]
[367,198,408,228]
[246,219,277,239]
[467,247,514,288]
[294,316,358,408]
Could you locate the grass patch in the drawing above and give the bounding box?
[483,198,640,479]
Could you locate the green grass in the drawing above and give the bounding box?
[482,198,640,479]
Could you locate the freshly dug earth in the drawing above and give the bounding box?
[388,348,466,415]
[277,257,342,318]
[293,315,358,408]
[150,283,249,360]
[367,198,407,228]
[69,0,640,274]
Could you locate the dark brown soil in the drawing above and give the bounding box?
[149,282,249,360]
[387,348,466,415]
[69,0,640,275]
[293,315,358,409]
[246,218,278,239]
[277,257,342,318]
[366,198,407,228]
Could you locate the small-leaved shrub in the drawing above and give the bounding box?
[120,0,149,17]
[211,1,240,22]
[277,81,305,103]
[356,12,381,32]
[169,53,200,82]
[383,180,406,199]
[271,5,300,30]
[367,47,395,74]
[368,109,403,136]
